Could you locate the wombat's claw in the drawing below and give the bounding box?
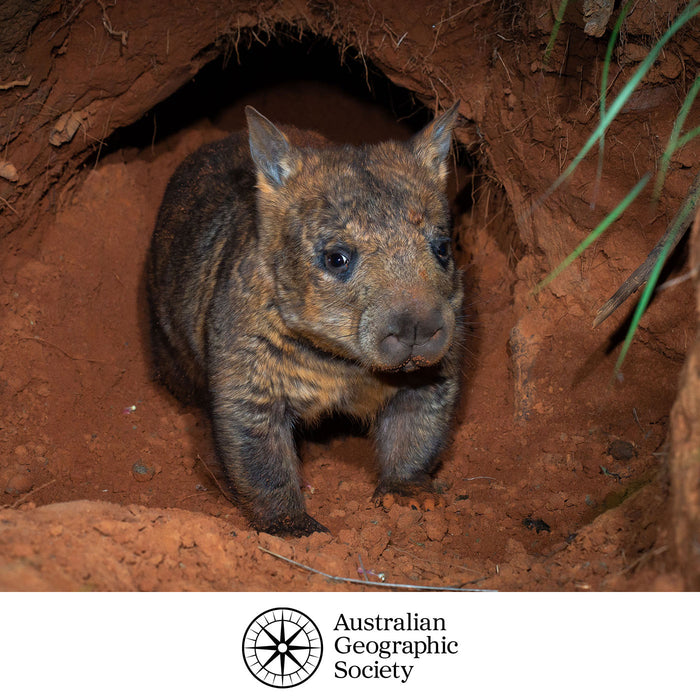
[373,477,429,499]
[258,512,330,537]
[372,478,442,510]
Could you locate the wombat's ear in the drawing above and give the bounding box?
[411,101,460,186]
[245,106,300,189]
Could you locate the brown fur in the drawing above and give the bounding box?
[146,103,464,536]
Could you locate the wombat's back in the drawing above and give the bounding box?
[146,133,257,400]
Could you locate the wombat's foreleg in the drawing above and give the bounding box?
[373,376,459,497]
[208,381,328,536]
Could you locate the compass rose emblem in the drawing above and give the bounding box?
[242,608,323,687]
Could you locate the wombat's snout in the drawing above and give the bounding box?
[376,299,450,370]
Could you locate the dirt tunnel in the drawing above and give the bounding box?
[0,0,699,591]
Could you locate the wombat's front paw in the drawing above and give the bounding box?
[256,512,330,537]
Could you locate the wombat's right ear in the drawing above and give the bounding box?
[411,101,460,186]
[245,106,300,189]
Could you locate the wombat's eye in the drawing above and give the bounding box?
[324,249,351,275]
[431,238,452,268]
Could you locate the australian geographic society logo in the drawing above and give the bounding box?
[242,608,323,688]
[243,607,460,688]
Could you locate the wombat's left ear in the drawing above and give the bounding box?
[245,106,300,190]
[411,101,460,185]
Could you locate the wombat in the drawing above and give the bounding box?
[146,103,464,536]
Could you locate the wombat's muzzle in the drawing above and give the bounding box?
[376,301,451,371]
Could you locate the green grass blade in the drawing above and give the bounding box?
[614,191,700,374]
[534,173,651,293]
[544,0,570,66]
[676,124,700,150]
[595,1,634,205]
[654,73,700,200]
[544,1,700,201]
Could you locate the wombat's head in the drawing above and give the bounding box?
[246,103,463,372]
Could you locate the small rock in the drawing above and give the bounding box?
[423,511,448,542]
[660,53,681,80]
[257,532,295,560]
[336,529,357,546]
[0,160,18,182]
[13,445,30,464]
[545,492,567,511]
[607,440,637,461]
[5,469,34,494]
[132,460,155,482]
[625,43,648,63]
[396,508,422,530]
[361,523,390,559]
[345,500,360,513]
[94,519,118,536]
[49,110,87,147]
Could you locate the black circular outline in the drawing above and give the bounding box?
[242,607,323,688]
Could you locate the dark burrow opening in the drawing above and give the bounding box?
[93,32,511,262]
[102,34,431,149]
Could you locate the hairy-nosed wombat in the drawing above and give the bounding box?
[146,103,464,536]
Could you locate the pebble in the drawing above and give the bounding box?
[14,445,30,464]
[660,53,681,80]
[132,460,155,482]
[545,492,567,511]
[344,500,360,514]
[607,440,637,461]
[257,532,295,560]
[3,466,35,494]
[361,523,390,559]
[422,511,448,542]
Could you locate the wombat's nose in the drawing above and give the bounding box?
[378,304,448,368]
